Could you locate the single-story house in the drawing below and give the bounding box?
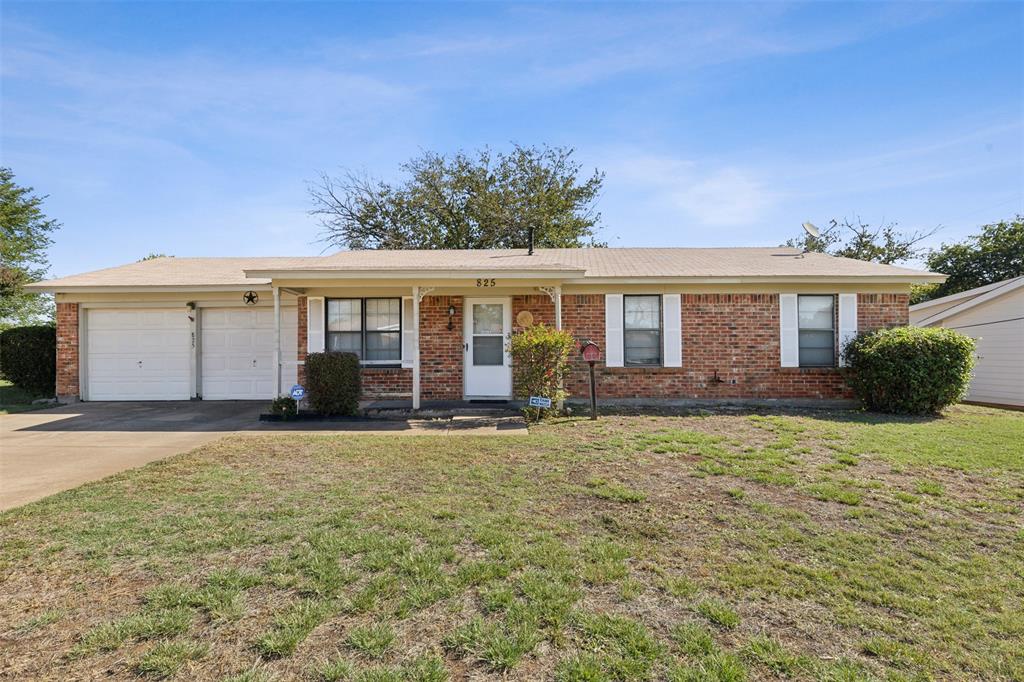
[910,276,1023,409]
[27,248,944,408]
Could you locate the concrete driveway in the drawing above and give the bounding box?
[0,401,261,511]
[1,401,528,511]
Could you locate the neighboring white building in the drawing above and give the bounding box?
[910,277,1024,408]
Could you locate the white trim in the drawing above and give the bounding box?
[401,296,415,369]
[307,297,325,354]
[273,287,282,397]
[605,294,624,368]
[779,294,799,367]
[910,276,1022,313]
[838,294,858,367]
[77,306,88,400]
[243,269,585,280]
[662,293,682,367]
[412,288,420,410]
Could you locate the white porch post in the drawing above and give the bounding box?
[554,285,562,330]
[273,286,282,397]
[412,285,421,410]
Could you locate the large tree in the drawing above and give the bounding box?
[310,145,605,250]
[785,217,940,265]
[918,216,1024,301]
[1,168,61,328]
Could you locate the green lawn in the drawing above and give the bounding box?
[1,405,1022,681]
[0,379,48,414]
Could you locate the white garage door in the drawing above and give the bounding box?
[201,308,297,400]
[86,309,192,401]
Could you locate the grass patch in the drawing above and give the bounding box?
[584,477,647,503]
[695,599,740,630]
[3,405,1022,680]
[346,623,396,659]
[137,640,208,678]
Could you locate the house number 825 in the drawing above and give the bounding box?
[476,278,496,287]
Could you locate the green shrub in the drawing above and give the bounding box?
[305,352,360,416]
[508,323,575,420]
[0,325,56,396]
[842,326,975,415]
[269,395,297,419]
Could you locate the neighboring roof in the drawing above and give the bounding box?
[27,247,946,291]
[910,276,1024,327]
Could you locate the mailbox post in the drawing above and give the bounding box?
[580,340,601,420]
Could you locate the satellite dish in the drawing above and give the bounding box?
[801,222,820,238]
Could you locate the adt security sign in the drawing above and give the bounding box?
[290,384,306,401]
[528,396,552,409]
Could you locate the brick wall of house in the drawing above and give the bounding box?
[511,295,556,332]
[858,293,909,330]
[362,368,413,399]
[296,290,910,404]
[56,302,80,399]
[420,295,463,400]
[560,292,909,401]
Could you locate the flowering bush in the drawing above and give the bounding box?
[508,324,576,421]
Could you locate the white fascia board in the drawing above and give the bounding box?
[244,269,585,280]
[562,274,947,285]
[24,284,274,293]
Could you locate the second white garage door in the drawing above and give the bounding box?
[201,308,297,400]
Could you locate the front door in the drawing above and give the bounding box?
[464,298,512,399]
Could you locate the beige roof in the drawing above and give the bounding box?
[28,248,945,290]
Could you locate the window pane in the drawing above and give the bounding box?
[798,296,834,330]
[625,296,660,329]
[366,299,400,332]
[799,330,835,366]
[328,331,362,358]
[473,304,503,335]
[327,299,361,332]
[473,336,504,365]
[624,329,661,365]
[365,332,400,361]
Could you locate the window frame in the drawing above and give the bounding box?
[797,294,836,368]
[325,297,403,366]
[622,294,663,367]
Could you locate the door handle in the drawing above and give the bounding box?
[137,360,143,368]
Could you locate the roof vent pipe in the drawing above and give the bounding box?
[528,225,534,255]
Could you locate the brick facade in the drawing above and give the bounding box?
[562,292,910,401]
[362,368,413,399]
[420,296,464,400]
[56,302,80,399]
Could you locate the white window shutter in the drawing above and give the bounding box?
[662,294,682,367]
[401,296,415,368]
[605,294,624,367]
[779,294,799,367]
[838,294,858,366]
[307,297,325,353]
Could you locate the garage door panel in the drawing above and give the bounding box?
[86,308,191,401]
[201,307,297,400]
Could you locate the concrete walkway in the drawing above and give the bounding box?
[1,402,527,511]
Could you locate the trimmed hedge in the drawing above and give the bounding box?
[305,352,361,416]
[0,325,57,397]
[508,324,575,421]
[842,326,975,415]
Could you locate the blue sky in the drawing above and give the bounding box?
[2,1,1022,278]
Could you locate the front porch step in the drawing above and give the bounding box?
[360,399,523,419]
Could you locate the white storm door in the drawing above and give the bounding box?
[464,298,512,399]
[86,308,191,401]
[201,307,297,400]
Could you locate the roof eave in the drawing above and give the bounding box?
[244,268,587,280]
[24,283,272,293]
